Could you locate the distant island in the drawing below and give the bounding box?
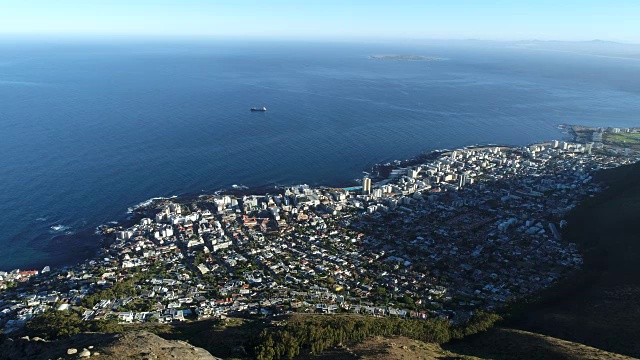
[369,54,442,61]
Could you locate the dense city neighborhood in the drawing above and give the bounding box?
[2,127,639,335]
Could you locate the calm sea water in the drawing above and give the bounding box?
[1,39,639,270]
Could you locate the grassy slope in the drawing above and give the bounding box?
[311,329,635,360]
[445,327,635,360]
[312,336,483,360]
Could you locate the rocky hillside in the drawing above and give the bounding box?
[0,330,219,360]
[309,329,635,360]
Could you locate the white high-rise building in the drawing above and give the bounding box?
[363,177,372,195]
[458,173,467,188]
[585,142,594,155]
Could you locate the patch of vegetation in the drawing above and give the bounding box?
[24,311,125,339]
[251,312,501,360]
[604,132,640,146]
[80,266,166,309]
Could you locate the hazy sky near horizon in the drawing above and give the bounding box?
[0,0,639,42]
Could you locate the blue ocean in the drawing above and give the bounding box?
[1,39,639,270]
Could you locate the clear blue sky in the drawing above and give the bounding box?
[0,0,638,42]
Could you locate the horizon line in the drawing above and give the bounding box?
[0,33,638,46]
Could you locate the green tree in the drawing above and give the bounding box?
[25,311,83,339]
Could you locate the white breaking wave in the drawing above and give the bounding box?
[50,224,70,232]
[127,195,177,214]
[0,79,45,86]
